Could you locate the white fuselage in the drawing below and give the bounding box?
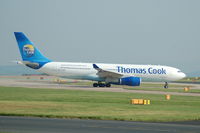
[38,62,186,82]
[14,32,186,85]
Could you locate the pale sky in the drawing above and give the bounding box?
[0,0,200,74]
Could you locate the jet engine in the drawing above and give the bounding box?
[117,77,141,86]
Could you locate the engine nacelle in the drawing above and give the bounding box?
[117,77,141,86]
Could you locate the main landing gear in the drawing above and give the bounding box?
[164,82,168,89]
[93,82,111,87]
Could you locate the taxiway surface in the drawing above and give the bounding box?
[0,76,200,96]
[0,116,199,133]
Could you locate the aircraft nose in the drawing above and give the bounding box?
[181,72,186,79]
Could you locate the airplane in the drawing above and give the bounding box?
[14,32,186,88]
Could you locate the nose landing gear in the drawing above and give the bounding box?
[164,82,168,89]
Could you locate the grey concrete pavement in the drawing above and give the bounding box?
[0,116,199,133]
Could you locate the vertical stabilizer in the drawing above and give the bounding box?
[14,32,51,69]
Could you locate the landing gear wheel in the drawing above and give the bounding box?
[164,82,168,89]
[93,83,98,87]
[106,83,111,87]
[99,83,105,87]
[93,82,110,87]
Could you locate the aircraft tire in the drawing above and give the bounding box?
[93,83,98,87]
[164,82,168,89]
[99,83,105,87]
[106,83,111,87]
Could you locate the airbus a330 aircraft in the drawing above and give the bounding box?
[14,32,186,88]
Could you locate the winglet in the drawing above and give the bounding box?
[93,64,99,69]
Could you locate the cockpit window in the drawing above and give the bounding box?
[177,71,182,73]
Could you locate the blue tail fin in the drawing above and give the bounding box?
[14,32,51,69]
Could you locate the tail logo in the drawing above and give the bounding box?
[23,44,35,57]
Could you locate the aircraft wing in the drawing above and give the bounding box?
[93,64,123,79]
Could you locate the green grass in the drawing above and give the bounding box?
[59,81,187,88]
[179,77,200,83]
[20,77,200,93]
[57,81,200,93]
[56,80,200,93]
[140,83,187,88]
[0,86,200,122]
[123,83,200,93]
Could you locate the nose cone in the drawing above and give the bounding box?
[180,72,186,79]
